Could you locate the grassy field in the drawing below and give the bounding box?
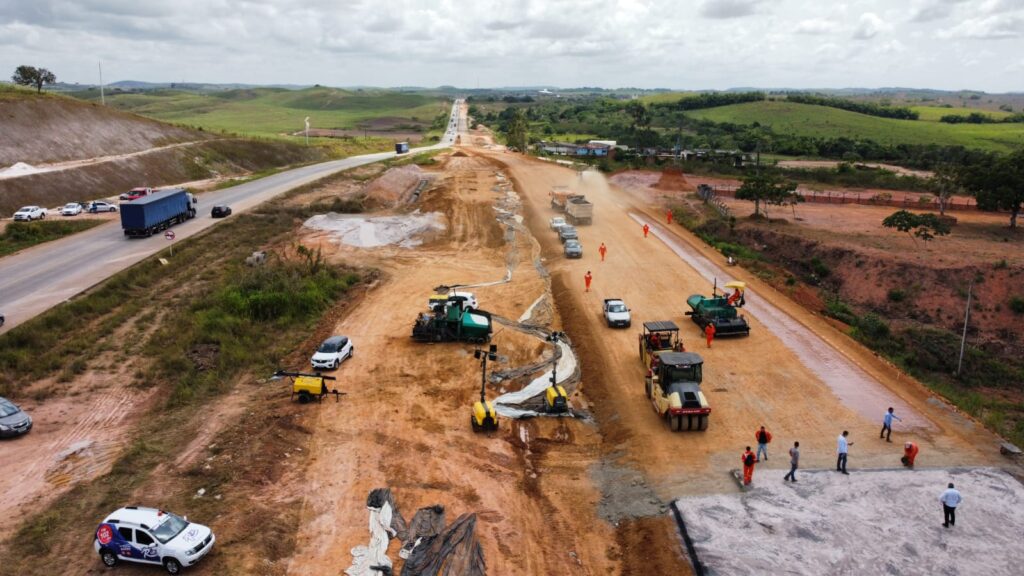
[687,101,1024,152]
[0,219,105,257]
[910,105,1014,122]
[72,87,450,139]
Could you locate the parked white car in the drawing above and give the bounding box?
[427,291,478,311]
[549,216,566,230]
[61,203,83,216]
[89,201,118,213]
[310,336,354,370]
[13,206,46,221]
[94,506,215,574]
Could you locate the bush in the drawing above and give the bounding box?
[887,289,906,302]
[824,296,857,325]
[1010,296,1024,315]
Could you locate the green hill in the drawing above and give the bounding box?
[686,101,1024,152]
[72,87,449,138]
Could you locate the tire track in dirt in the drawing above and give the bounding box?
[629,212,933,431]
[0,389,152,538]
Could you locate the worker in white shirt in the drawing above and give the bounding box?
[940,483,962,528]
[836,430,853,474]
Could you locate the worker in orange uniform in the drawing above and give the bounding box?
[599,242,607,262]
[667,209,673,224]
[902,442,919,468]
[584,270,592,292]
[704,322,716,348]
[741,446,756,485]
[643,223,650,238]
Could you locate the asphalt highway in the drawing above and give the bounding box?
[0,100,463,332]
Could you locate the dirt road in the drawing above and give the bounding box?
[285,153,634,575]
[475,148,1007,506]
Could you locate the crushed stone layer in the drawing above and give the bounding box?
[677,467,1024,576]
[304,211,445,248]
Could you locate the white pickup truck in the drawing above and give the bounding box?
[603,298,631,328]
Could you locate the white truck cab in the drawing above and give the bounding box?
[94,506,214,574]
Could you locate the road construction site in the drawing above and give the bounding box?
[3,107,1023,576]
[263,116,1021,574]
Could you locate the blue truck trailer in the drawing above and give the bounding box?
[120,188,197,238]
[395,141,410,154]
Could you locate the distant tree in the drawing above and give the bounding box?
[625,101,651,150]
[930,164,961,216]
[957,149,1024,229]
[882,210,951,245]
[504,108,529,152]
[11,65,57,93]
[735,172,800,218]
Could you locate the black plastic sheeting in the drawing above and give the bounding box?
[363,488,487,576]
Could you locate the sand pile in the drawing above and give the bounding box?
[363,165,424,205]
[0,162,46,179]
[654,167,690,191]
[304,211,445,248]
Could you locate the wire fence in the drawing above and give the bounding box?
[705,184,979,212]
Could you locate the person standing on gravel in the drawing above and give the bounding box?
[880,407,902,442]
[783,441,800,482]
[754,426,772,462]
[704,322,716,348]
[940,483,962,528]
[741,446,756,486]
[837,431,853,474]
[643,223,650,238]
[599,243,607,262]
[584,271,592,292]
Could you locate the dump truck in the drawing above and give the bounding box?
[550,186,584,212]
[412,298,493,343]
[638,320,684,369]
[565,196,593,225]
[685,281,750,336]
[119,188,197,238]
[395,141,410,154]
[644,351,710,431]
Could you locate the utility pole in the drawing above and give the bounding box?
[304,116,310,146]
[956,281,973,377]
[98,62,105,105]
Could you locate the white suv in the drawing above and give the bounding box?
[94,506,215,574]
[310,335,353,370]
[13,206,46,221]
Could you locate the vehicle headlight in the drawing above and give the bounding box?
[0,424,9,431]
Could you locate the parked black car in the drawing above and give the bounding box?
[0,397,32,438]
[211,205,232,218]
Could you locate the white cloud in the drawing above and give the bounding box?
[699,0,763,19]
[795,18,839,34]
[937,13,1024,38]
[0,0,1023,92]
[853,12,891,39]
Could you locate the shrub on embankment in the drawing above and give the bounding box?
[671,201,1024,447]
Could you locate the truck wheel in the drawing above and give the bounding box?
[697,415,709,431]
[644,379,652,398]
[100,549,118,567]
[471,414,481,432]
[674,414,684,432]
[164,558,181,575]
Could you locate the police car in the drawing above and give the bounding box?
[94,506,215,574]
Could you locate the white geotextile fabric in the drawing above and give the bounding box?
[345,502,395,576]
[493,340,576,417]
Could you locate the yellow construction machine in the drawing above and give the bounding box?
[471,344,499,432]
[544,331,570,414]
[273,370,343,404]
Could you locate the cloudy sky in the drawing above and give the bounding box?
[1,0,1023,91]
